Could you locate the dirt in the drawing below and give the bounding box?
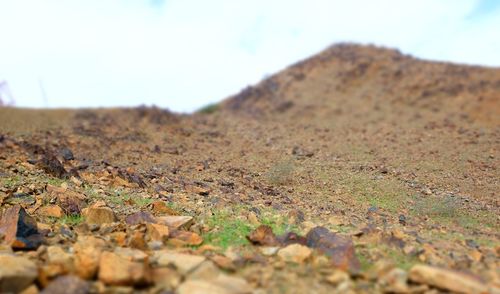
[0,43,499,293]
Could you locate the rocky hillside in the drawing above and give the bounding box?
[0,44,499,293]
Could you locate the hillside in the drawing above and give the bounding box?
[0,44,499,293]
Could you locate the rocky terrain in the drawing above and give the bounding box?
[0,43,499,293]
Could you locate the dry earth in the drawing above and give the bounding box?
[0,44,499,293]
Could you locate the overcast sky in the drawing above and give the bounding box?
[0,0,499,112]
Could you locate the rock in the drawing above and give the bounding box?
[306,226,360,272]
[41,275,89,294]
[259,246,280,256]
[277,244,312,263]
[211,255,236,271]
[0,205,43,249]
[246,225,278,246]
[151,201,179,215]
[156,215,193,230]
[170,230,203,246]
[378,268,409,293]
[73,236,106,279]
[188,260,221,281]
[98,251,149,286]
[154,250,205,275]
[151,267,182,290]
[125,211,156,225]
[38,205,64,218]
[325,269,350,286]
[408,264,488,294]
[59,147,74,161]
[47,246,74,272]
[0,254,38,293]
[113,247,148,262]
[82,206,116,225]
[178,275,252,294]
[19,284,39,294]
[52,189,86,215]
[5,193,36,207]
[147,223,170,241]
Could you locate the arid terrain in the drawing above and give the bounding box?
[0,44,499,293]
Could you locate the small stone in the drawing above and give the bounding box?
[113,247,148,262]
[19,284,39,294]
[156,215,193,230]
[0,205,43,249]
[98,251,149,286]
[170,230,203,246]
[306,226,360,272]
[409,264,488,294]
[188,260,221,281]
[325,269,350,286]
[154,250,205,275]
[151,201,179,215]
[125,211,156,225]
[259,246,280,256]
[41,275,89,294]
[73,236,106,279]
[378,268,409,293]
[82,206,116,225]
[47,246,74,272]
[178,275,252,294]
[39,205,64,218]
[211,255,236,271]
[247,212,260,225]
[151,267,182,290]
[0,254,38,293]
[246,225,278,246]
[278,244,312,263]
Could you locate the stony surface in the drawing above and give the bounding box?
[0,43,499,293]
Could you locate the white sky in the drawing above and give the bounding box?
[0,0,499,112]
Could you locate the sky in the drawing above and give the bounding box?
[0,0,499,112]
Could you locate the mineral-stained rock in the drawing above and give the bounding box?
[98,251,150,286]
[306,226,360,272]
[277,244,312,263]
[156,215,193,230]
[47,245,74,272]
[82,206,116,225]
[169,230,203,246]
[73,236,106,280]
[154,250,205,275]
[0,205,43,249]
[246,225,278,246]
[408,264,489,294]
[41,275,89,294]
[151,200,179,215]
[0,254,38,293]
[146,223,170,241]
[38,205,64,218]
[125,211,156,225]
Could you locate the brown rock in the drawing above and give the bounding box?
[306,226,360,272]
[38,205,64,218]
[409,264,488,294]
[246,225,278,246]
[170,230,203,246]
[73,236,106,280]
[156,215,193,230]
[125,211,156,225]
[151,267,182,290]
[211,255,236,271]
[0,254,38,293]
[98,251,149,286]
[147,223,170,241]
[151,201,179,215]
[128,230,148,250]
[41,275,89,294]
[378,268,409,293]
[277,244,312,263]
[154,250,205,275]
[0,205,43,249]
[178,274,252,294]
[47,246,74,272]
[82,206,116,225]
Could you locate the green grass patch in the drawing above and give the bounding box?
[1,175,22,189]
[197,103,220,114]
[204,210,253,249]
[60,214,85,226]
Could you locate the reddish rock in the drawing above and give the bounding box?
[170,230,203,246]
[82,206,116,225]
[0,205,43,249]
[306,226,360,272]
[38,205,64,218]
[246,225,278,246]
[98,251,150,286]
[156,215,193,230]
[151,201,179,215]
[125,211,156,225]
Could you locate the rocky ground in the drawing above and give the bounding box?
[0,44,499,293]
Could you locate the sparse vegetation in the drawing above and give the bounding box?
[60,214,85,226]
[198,103,220,114]
[204,210,253,249]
